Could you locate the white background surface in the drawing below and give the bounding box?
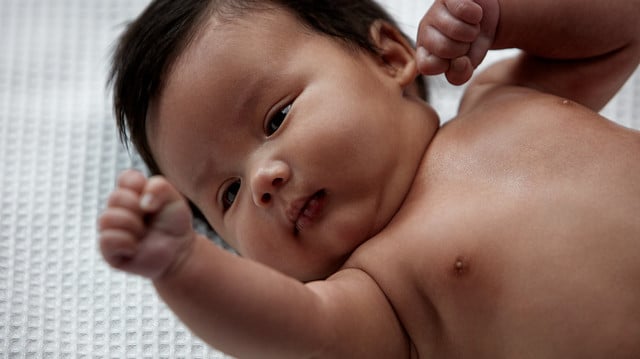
[1,0,638,357]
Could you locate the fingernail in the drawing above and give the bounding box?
[140,194,155,211]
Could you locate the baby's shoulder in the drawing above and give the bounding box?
[429,86,638,183]
[459,85,592,121]
[445,85,629,145]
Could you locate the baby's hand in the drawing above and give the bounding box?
[98,170,196,280]
[416,0,499,85]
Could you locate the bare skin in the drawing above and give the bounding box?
[351,91,640,357]
[99,0,640,357]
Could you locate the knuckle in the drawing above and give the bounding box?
[418,47,450,75]
[107,189,141,211]
[99,207,144,234]
[421,1,446,29]
[146,176,186,207]
[117,169,145,188]
[423,23,471,58]
[446,0,482,24]
[147,175,172,193]
[106,190,126,206]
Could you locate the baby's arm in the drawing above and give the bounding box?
[417,0,640,110]
[99,171,408,358]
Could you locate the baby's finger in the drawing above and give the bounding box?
[467,35,493,68]
[116,169,147,194]
[417,47,450,75]
[139,176,185,212]
[99,228,140,269]
[430,4,481,42]
[466,0,500,67]
[419,24,471,59]
[107,187,145,214]
[444,0,483,25]
[445,56,474,86]
[98,207,146,238]
[140,176,194,237]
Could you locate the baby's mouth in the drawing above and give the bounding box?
[291,190,326,235]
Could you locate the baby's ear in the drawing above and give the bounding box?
[369,20,417,88]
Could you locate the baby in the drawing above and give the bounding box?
[99,0,640,357]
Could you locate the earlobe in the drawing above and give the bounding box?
[369,20,418,88]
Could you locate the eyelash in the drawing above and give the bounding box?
[265,103,292,136]
[221,180,241,212]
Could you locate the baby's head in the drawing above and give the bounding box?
[111,0,439,281]
[112,0,427,174]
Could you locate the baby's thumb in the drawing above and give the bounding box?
[140,176,193,237]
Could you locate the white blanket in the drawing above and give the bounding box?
[0,0,637,357]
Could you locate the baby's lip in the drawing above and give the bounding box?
[286,190,326,234]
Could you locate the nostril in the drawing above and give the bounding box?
[272,177,283,186]
[261,193,271,203]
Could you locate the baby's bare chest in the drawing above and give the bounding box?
[368,111,640,357]
[374,195,640,357]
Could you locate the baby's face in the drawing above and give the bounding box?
[147,7,438,281]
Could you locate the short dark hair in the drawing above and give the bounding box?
[110,0,427,177]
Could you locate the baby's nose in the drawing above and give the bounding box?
[249,160,290,207]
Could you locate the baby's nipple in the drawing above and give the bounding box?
[453,256,469,276]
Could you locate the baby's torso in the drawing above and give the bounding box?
[348,90,640,358]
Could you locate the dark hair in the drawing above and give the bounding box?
[110,0,427,177]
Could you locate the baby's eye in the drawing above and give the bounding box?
[266,103,292,136]
[222,180,241,211]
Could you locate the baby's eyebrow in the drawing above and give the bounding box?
[233,73,275,121]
